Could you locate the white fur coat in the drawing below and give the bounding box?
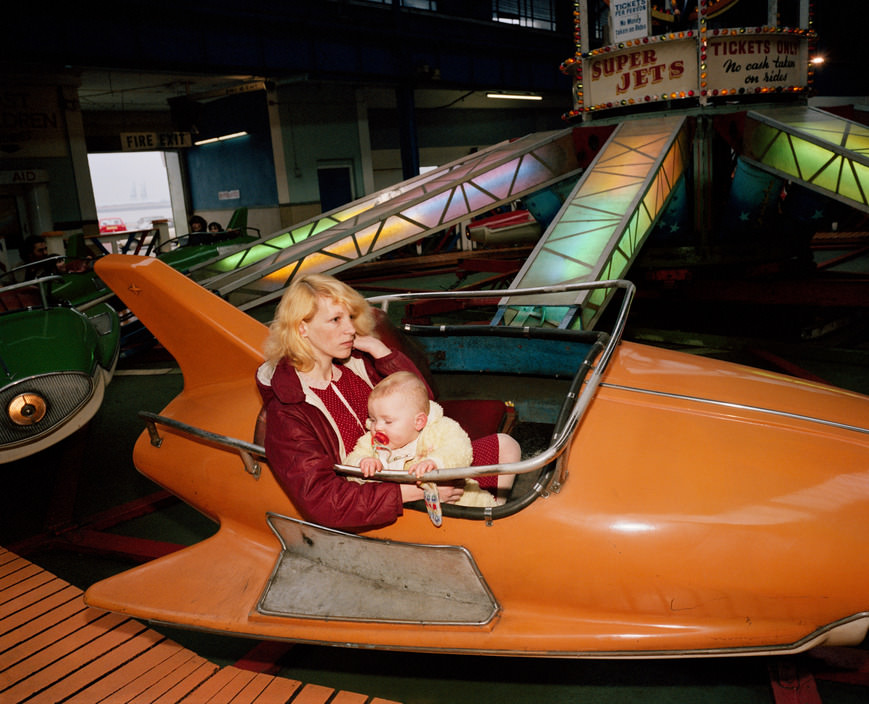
[345,401,496,508]
[345,400,472,470]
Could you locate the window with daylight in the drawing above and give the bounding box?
[492,0,556,31]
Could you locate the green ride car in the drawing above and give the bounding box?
[0,264,120,462]
[155,228,260,272]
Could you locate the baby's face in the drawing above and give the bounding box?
[368,393,422,450]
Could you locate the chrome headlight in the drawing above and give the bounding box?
[0,373,93,445]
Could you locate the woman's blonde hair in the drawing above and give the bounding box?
[263,273,375,371]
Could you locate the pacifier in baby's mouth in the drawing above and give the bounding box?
[373,431,389,447]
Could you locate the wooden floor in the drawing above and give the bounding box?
[0,547,400,704]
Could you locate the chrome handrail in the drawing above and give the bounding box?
[337,279,635,482]
[140,410,265,478]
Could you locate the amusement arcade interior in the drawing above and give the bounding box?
[2,1,869,703]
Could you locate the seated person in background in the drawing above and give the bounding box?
[346,371,504,507]
[189,215,207,233]
[19,234,65,279]
[21,234,49,261]
[208,221,222,234]
[188,215,209,245]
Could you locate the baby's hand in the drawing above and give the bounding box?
[408,459,437,479]
[360,457,383,478]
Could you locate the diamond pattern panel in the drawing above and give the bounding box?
[744,107,869,210]
[195,129,582,310]
[506,116,689,329]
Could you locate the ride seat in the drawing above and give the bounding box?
[440,399,516,440]
[0,286,42,312]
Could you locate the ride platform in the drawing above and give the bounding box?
[0,546,400,704]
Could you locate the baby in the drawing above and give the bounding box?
[345,371,498,510]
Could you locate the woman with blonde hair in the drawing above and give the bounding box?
[257,273,466,531]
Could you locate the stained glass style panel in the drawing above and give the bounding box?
[505,116,689,329]
[744,107,869,210]
[198,129,583,310]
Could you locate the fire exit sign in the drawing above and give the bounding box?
[121,132,192,151]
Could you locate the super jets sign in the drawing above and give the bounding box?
[586,39,697,106]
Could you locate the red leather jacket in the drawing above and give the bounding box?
[256,348,428,532]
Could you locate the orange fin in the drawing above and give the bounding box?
[95,255,267,389]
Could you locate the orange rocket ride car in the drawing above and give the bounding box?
[85,255,869,659]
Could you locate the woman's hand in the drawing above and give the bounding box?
[352,334,391,359]
[400,481,464,504]
[437,482,465,504]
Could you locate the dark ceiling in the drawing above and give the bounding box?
[7,1,575,113]
[4,1,864,116]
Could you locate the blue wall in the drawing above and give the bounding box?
[186,92,278,210]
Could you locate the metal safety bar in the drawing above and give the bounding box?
[139,410,265,478]
[337,279,636,483]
